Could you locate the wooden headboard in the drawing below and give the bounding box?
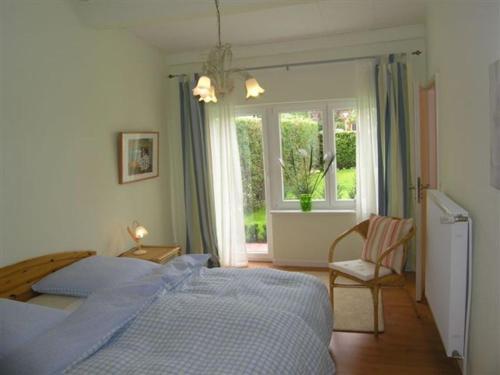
[0,251,96,301]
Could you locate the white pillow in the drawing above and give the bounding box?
[27,294,84,312]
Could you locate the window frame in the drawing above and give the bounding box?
[235,99,357,212]
[269,102,332,210]
[329,100,358,209]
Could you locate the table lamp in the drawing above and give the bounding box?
[127,221,149,255]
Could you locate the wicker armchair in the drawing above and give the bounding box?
[328,217,416,336]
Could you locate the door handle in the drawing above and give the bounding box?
[415,177,430,203]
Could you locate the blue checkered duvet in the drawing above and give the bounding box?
[66,268,334,375]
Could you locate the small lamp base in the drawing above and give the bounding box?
[133,249,147,255]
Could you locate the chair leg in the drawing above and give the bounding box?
[329,270,335,309]
[371,285,380,337]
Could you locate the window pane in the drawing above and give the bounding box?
[279,111,325,201]
[334,108,357,200]
[235,115,268,253]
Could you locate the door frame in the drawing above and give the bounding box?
[235,106,274,262]
[414,74,440,301]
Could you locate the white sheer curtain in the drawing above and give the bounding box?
[355,59,379,221]
[207,100,248,267]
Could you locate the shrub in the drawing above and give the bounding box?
[236,118,266,212]
[245,225,255,242]
[258,224,267,243]
[335,132,356,169]
[250,224,259,242]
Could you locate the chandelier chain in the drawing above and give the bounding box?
[215,0,221,47]
[191,0,264,102]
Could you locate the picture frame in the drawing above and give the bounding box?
[119,132,159,184]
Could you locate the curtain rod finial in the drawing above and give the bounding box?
[168,74,187,79]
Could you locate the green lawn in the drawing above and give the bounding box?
[315,168,356,200]
[337,168,356,200]
[244,207,266,227]
[244,207,267,242]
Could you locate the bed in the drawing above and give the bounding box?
[0,251,335,374]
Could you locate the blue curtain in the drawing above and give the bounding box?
[179,76,220,267]
[375,54,412,218]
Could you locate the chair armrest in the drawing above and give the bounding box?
[374,225,416,279]
[328,220,369,263]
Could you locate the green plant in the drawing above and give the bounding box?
[279,145,335,197]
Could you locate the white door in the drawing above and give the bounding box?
[415,80,438,301]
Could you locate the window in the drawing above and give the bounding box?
[236,99,356,212]
[279,110,325,201]
[334,108,357,201]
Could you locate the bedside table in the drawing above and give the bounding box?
[119,245,181,264]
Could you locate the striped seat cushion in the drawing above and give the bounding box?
[360,215,413,274]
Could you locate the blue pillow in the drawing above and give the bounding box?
[171,254,211,268]
[159,254,211,289]
[0,299,69,359]
[32,256,160,297]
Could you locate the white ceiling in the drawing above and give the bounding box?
[72,0,427,54]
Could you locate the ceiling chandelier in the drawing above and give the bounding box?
[192,0,265,104]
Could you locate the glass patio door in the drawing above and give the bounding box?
[235,112,270,256]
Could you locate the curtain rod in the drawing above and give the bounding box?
[167,50,422,79]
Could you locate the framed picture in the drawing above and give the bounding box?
[119,132,159,184]
[490,60,500,189]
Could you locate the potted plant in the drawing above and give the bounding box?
[279,146,335,212]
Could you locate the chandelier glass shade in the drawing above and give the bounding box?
[245,77,265,99]
[192,0,264,103]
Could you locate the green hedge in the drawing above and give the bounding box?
[335,132,356,169]
[236,118,266,212]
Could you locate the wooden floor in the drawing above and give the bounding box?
[248,262,461,375]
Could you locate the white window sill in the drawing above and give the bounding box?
[270,209,355,215]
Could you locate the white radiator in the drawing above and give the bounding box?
[426,190,472,370]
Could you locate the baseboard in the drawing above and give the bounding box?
[273,259,328,268]
[247,253,273,262]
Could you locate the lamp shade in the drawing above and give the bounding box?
[134,225,148,239]
[192,76,211,97]
[199,85,218,103]
[245,78,265,98]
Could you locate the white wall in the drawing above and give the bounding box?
[165,26,425,266]
[231,62,356,104]
[0,0,173,266]
[426,1,500,373]
[271,212,363,266]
